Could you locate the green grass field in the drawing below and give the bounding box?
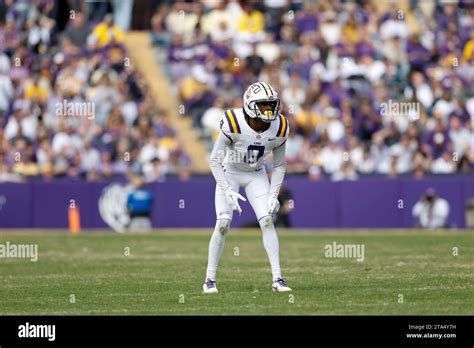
[0,230,473,315]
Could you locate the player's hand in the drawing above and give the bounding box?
[225,189,247,215]
[268,196,280,215]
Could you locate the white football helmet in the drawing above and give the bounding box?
[243,82,280,122]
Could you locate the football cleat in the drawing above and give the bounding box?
[203,278,218,294]
[272,277,292,292]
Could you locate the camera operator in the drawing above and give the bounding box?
[412,188,450,229]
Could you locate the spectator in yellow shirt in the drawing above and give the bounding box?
[463,31,474,61]
[237,3,265,43]
[295,102,323,136]
[180,75,208,102]
[12,154,39,177]
[342,15,360,44]
[91,14,124,47]
[24,76,49,103]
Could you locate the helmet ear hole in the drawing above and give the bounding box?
[248,101,258,118]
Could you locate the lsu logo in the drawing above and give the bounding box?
[98,183,132,232]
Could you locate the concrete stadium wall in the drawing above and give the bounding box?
[0,176,473,229]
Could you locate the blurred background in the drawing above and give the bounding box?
[0,0,473,230]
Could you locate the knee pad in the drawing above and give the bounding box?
[259,215,274,229]
[216,218,231,236]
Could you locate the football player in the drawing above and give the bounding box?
[203,82,292,293]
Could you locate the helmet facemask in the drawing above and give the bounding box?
[250,99,280,123]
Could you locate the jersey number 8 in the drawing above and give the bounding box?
[244,145,265,166]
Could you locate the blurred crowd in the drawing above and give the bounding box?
[153,0,474,180]
[0,0,191,183]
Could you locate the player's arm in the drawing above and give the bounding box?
[209,132,232,193]
[209,120,246,214]
[268,139,287,215]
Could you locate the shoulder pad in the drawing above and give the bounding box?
[220,109,242,134]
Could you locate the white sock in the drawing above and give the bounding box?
[259,216,282,281]
[205,219,231,281]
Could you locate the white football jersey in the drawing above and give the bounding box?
[219,108,289,172]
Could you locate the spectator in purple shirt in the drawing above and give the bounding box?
[406,34,431,71]
[423,122,452,160]
[353,99,382,143]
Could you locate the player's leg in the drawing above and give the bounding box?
[203,175,238,293]
[244,171,281,279]
[204,218,231,293]
[244,171,291,292]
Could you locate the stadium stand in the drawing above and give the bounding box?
[152,0,474,180]
[1,0,473,183]
[123,31,209,173]
[0,0,192,183]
